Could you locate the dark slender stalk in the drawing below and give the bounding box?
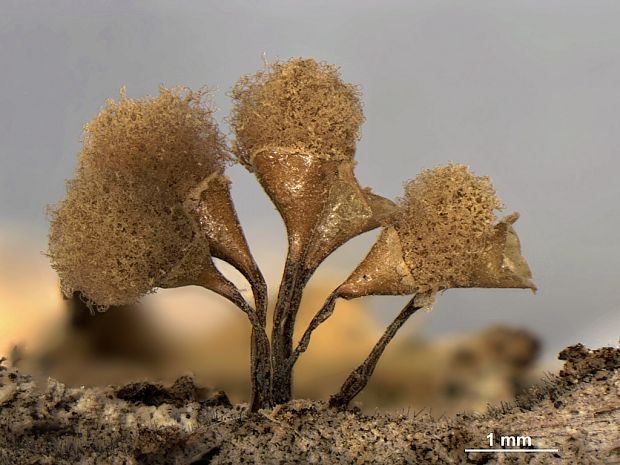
[329,298,421,409]
[273,269,313,402]
[208,277,272,411]
[248,277,271,411]
[250,278,268,325]
[289,291,339,369]
[271,244,307,404]
[226,287,272,411]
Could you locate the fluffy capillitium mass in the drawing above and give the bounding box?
[48,176,211,309]
[79,86,230,200]
[392,164,504,294]
[48,87,227,309]
[229,58,364,165]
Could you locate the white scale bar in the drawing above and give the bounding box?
[465,449,559,453]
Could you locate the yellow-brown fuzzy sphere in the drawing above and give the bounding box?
[47,175,211,310]
[47,86,224,309]
[392,164,504,294]
[79,86,230,200]
[230,58,364,166]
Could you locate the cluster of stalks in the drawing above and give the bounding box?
[48,58,536,413]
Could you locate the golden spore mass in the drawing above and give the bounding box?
[393,164,504,295]
[47,86,230,309]
[79,86,230,200]
[230,57,364,166]
[48,176,210,309]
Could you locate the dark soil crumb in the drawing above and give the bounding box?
[115,375,228,408]
[1,345,618,464]
[559,343,620,383]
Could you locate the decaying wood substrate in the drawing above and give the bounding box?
[1,343,618,464]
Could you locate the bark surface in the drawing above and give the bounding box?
[1,344,618,464]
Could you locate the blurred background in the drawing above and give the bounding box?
[1,1,619,413]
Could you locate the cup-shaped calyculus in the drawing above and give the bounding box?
[192,172,263,291]
[337,226,418,299]
[47,86,243,309]
[304,161,397,270]
[467,212,536,290]
[337,164,536,303]
[230,58,392,264]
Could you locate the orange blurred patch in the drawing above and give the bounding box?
[0,227,65,357]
